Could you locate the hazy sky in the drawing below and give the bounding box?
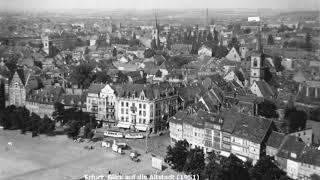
[0,0,319,10]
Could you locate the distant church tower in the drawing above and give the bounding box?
[250,24,265,85]
[42,35,51,55]
[152,11,160,48]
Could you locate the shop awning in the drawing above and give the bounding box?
[220,151,231,157]
[117,123,131,129]
[135,125,147,131]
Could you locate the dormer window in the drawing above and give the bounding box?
[140,91,145,100]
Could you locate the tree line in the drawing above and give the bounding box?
[0,105,55,136]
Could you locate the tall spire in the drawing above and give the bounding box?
[256,9,263,53]
[206,8,209,27]
[154,10,160,48]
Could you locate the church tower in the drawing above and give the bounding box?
[42,35,51,55]
[250,22,265,85]
[152,11,160,48]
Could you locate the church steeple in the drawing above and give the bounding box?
[152,10,160,49]
[256,26,263,53]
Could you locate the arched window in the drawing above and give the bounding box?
[253,58,258,67]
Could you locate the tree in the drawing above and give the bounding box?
[165,140,189,172]
[112,47,117,57]
[183,147,205,177]
[244,28,251,34]
[52,102,65,124]
[144,48,155,58]
[84,47,90,55]
[274,56,284,72]
[284,106,307,133]
[304,33,313,51]
[190,40,199,55]
[228,37,240,52]
[213,30,219,45]
[94,70,112,84]
[67,120,82,138]
[70,62,95,89]
[83,123,94,139]
[207,32,213,42]
[267,34,274,45]
[258,100,279,118]
[115,71,129,84]
[203,151,220,180]
[250,156,289,180]
[214,154,251,180]
[30,112,41,136]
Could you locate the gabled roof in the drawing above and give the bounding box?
[169,110,188,124]
[87,84,105,94]
[298,148,320,167]
[113,82,175,100]
[252,80,275,98]
[266,131,285,148]
[232,113,272,143]
[221,111,241,133]
[277,136,306,160]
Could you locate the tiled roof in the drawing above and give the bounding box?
[113,82,175,100]
[266,131,285,148]
[298,148,320,167]
[254,80,275,98]
[87,84,105,94]
[232,113,272,143]
[178,84,204,102]
[27,86,64,104]
[169,111,188,124]
[59,92,87,107]
[277,136,306,160]
[221,111,241,133]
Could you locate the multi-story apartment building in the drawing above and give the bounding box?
[204,113,223,153]
[220,112,241,157]
[171,110,273,164]
[87,84,105,120]
[169,110,216,152]
[229,114,272,165]
[114,82,178,133]
[298,149,320,180]
[169,111,186,143]
[276,136,306,179]
[99,84,117,125]
[86,84,117,126]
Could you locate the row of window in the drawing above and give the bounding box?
[120,116,147,124]
[120,108,147,116]
[121,101,147,109]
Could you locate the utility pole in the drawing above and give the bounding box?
[145,126,148,153]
